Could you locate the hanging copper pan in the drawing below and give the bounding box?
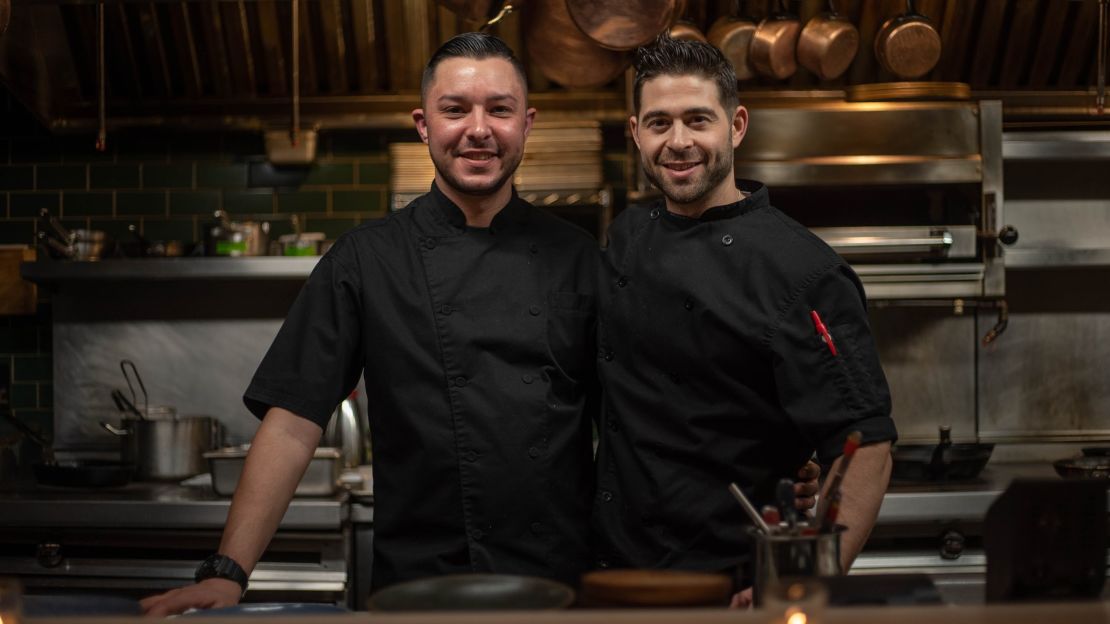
[796,0,859,81]
[874,0,941,80]
[523,0,630,89]
[750,0,801,80]
[667,0,706,43]
[565,0,676,51]
[0,0,10,36]
[436,0,499,22]
[707,0,758,81]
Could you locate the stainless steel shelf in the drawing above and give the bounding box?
[20,257,322,283]
[0,482,347,530]
[1004,248,1110,269]
[1003,131,1110,160]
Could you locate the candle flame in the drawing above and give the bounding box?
[785,607,807,624]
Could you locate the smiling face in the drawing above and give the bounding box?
[413,56,535,206]
[631,74,747,216]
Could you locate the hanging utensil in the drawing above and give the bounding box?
[796,0,859,81]
[566,0,675,51]
[750,0,801,80]
[874,0,941,80]
[119,359,148,418]
[110,388,143,419]
[522,0,630,89]
[707,0,758,81]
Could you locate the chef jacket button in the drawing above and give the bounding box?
[601,490,613,502]
[598,559,610,568]
[529,305,542,316]
[608,419,619,432]
[649,209,660,220]
[440,304,453,315]
[530,521,543,534]
[424,237,437,250]
[722,234,734,246]
[683,298,694,310]
[528,446,540,459]
[617,276,629,288]
[669,373,681,384]
[454,376,468,388]
[604,349,614,361]
[522,374,534,384]
[469,529,484,541]
[529,243,539,254]
[465,450,478,462]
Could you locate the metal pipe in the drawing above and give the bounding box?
[96,0,106,151]
[291,0,299,146]
[1098,0,1107,115]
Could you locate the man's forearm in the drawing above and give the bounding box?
[217,407,322,574]
[821,441,892,571]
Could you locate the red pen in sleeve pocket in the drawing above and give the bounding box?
[810,310,838,356]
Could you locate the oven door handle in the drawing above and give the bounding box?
[818,230,954,255]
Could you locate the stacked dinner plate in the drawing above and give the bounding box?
[389,121,604,199]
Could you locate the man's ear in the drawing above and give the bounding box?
[629,115,641,150]
[412,108,429,144]
[523,107,537,138]
[731,105,749,149]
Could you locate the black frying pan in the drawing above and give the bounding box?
[368,574,575,611]
[32,460,134,488]
[2,403,133,487]
[892,426,994,481]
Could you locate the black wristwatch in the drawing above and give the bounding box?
[195,554,249,594]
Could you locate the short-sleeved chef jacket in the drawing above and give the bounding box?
[244,182,599,589]
[592,180,897,573]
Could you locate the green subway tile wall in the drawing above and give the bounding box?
[0,85,628,445]
[0,88,392,442]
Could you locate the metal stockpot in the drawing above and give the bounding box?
[204,210,270,257]
[102,415,222,481]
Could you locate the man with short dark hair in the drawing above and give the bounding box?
[141,32,599,615]
[592,35,897,605]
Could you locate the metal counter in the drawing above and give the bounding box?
[0,482,348,530]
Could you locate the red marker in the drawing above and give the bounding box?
[810,310,837,356]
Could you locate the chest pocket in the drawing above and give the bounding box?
[546,291,596,382]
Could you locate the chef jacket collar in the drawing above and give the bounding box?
[661,179,769,226]
[429,181,531,234]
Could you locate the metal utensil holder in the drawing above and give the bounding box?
[749,525,844,606]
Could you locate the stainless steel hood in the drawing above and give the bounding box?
[734,100,1006,301]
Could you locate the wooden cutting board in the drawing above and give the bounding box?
[580,569,732,607]
[0,245,36,316]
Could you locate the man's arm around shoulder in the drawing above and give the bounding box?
[140,407,322,616]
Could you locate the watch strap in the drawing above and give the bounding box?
[195,553,249,593]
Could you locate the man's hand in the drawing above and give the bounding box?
[794,459,821,512]
[140,578,241,617]
[729,587,753,609]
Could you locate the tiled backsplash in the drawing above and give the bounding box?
[0,86,629,449]
[0,87,401,443]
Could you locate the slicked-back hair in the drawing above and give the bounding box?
[421,32,529,104]
[632,34,739,115]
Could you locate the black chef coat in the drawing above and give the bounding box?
[592,180,897,574]
[244,182,598,589]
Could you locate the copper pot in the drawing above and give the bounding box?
[750,0,801,80]
[707,1,758,81]
[523,0,630,88]
[0,0,10,36]
[796,0,859,81]
[565,0,676,51]
[667,0,706,43]
[435,0,498,22]
[874,0,941,80]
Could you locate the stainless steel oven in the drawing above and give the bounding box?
[635,100,1009,301]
